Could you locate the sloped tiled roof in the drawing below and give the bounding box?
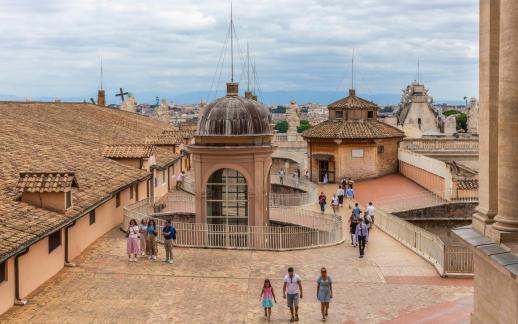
[145,134,184,145]
[302,120,405,139]
[154,147,181,168]
[17,172,78,193]
[161,129,195,139]
[457,179,479,190]
[328,90,378,110]
[103,144,155,159]
[0,101,176,262]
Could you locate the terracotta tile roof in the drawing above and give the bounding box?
[0,101,176,262]
[17,172,78,193]
[302,120,405,139]
[103,144,155,159]
[161,130,195,139]
[328,90,378,110]
[457,179,479,190]
[153,147,181,168]
[145,134,184,145]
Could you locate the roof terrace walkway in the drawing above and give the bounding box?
[1,175,473,323]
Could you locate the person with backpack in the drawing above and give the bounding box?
[162,220,176,264]
[355,218,369,258]
[349,212,359,246]
[318,192,327,214]
[366,202,376,227]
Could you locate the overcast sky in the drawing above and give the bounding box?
[0,0,479,102]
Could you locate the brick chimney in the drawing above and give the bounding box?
[244,91,253,99]
[97,90,106,106]
[349,89,356,97]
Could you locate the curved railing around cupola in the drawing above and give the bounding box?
[123,192,344,251]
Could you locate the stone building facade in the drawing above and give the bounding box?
[303,89,405,183]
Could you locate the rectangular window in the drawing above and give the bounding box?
[48,231,61,254]
[351,149,364,158]
[162,170,166,183]
[89,210,96,225]
[116,193,121,208]
[368,111,374,119]
[65,191,72,209]
[0,261,6,283]
[130,186,134,199]
[135,184,139,201]
[335,110,344,119]
[378,145,385,154]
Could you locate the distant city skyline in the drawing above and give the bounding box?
[0,0,479,103]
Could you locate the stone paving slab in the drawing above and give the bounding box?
[1,226,473,323]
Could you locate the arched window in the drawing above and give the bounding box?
[206,169,248,225]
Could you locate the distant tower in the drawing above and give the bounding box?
[97,57,106,106]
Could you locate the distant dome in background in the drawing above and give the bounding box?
[197,82,271,136]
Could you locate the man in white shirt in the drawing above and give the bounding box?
[366,202,375,227]
[283,267,303,322]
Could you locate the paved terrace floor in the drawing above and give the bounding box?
[2,228,472,323]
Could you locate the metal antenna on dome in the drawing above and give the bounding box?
[250,42,254,91]
[230,2,234,83]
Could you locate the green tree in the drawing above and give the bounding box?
[297,120,312,133]
[274,120,288,133]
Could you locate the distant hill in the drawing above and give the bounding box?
[0,91,467,106]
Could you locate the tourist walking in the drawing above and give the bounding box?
[336,186,345,207]
[323,171,329,184]
[331,195,339,215]
[349,212,359,246]
[279,168,285,185]
[259,279,277,322]
[138,219,147,256]
[366,202,376,227]
[283,267,303,322]
[126,219,140,262]
[146,219,158,260]
[345,186,355,208]
[318,192,327,214]
[176,170,185,189]
[316,267,333,321]
[352,203,362,219]
[355,218,369,258]
[162,220,176,264]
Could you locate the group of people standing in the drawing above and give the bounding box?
[126,218,176,263]
[259,267,333,322]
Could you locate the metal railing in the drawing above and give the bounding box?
[374,207,473,276]
[123,193,344,251]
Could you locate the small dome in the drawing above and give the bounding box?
[197,83,271,136]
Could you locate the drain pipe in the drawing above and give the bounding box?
[64,220,77,267]
[14,248,29,305]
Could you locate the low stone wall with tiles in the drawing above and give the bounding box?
[394,202,477,221]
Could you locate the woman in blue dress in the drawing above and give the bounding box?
[316,267,333,321]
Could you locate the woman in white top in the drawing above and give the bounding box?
[127,219,140,262]
[138,219,147,256]
[331,195,339,215]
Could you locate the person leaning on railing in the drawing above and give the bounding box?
[176,171,185,190]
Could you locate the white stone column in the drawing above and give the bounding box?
[492,0,518,233]
[472,0,500,234]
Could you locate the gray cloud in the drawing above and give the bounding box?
[0,0,478,102]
